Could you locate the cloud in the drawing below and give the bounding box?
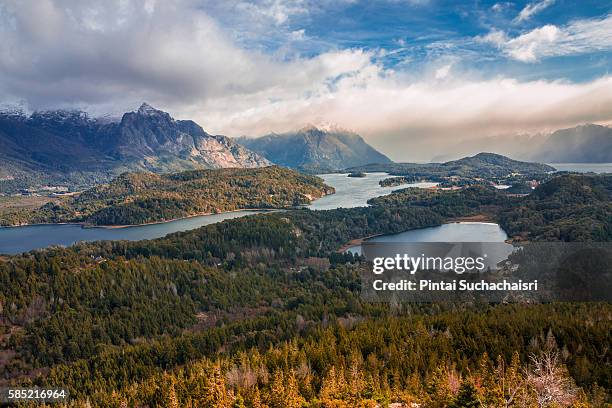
[491,2,512,13]
[479,14,612,62]
[0,0,368,111]
[1,0,612,161]
[514,0,555,23]
[207,72,612,160]
[434,64,452,79]
[233,0,308,26]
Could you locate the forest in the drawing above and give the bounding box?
[0,173,610,407]
[0,166,333,226]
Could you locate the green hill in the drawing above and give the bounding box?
[0,166,333,226]
[352,152,555,178]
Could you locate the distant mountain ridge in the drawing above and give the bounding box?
[236,125,392,172]
[349,152,555,178]
[0,104,269,191]
[527,124,612,163]
[431,124,612,164]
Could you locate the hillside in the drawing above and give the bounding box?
[0,166,333,226]
[0,104,269,192]
[237,125,392,172]
[352,152,555,179]
[499,173,612,241]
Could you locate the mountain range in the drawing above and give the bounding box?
[236,125,392,173]
[1,102,608,194]
[0,104,269,191]
[432,124,612,164]
[525,124,612,163]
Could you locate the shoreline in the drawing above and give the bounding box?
[446,214,494,223]
[90,208,275,229]
[336,217,503,252]
[0,208,275,230]
[0,187,334,230]
[337,233,384,253]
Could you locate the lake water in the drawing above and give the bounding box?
[0,172,490,255]
[348,222,510,253]
[308,173,438,210]
[0,211,262,255]
[549,163,612,173]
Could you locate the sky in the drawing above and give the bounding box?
[0,0,611,160]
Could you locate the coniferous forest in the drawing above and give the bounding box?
[0,173,610,407]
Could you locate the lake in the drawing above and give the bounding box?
[347,222,511,256]
[0,172,470,255]
[549,163,612,173]
[0,211,263,255]
[308,172,438,210]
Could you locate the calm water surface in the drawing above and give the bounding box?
[348,222,510,253]
[1,172,503,255]
[0,211,262,255]
[308,173,437,210]
[549,163,612,173]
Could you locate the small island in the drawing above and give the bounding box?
[379,175,423,187]
[347,171,366,178]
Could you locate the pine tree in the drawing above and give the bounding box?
[451,380,481,408]
[348,364,365,403]
[285,370,305,408]
[166,381,180,408]
[320,366,339,402]
[268,370,286,408]
[426,366,454,408]
[205,365,230,407]
[251,386,266,408]
[499,352,526,407]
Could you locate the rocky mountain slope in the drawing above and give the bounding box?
[237,125,392,172]
[0,104,269,192]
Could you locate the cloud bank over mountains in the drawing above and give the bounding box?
[0,0,611,160]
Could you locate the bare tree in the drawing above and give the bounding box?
[525,336,577,408]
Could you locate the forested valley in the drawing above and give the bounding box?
[0,173,610,407]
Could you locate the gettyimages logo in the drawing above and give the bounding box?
[360,242,612,303]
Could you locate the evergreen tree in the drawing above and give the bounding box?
[205,365,230,407]
[451,380,481,408]
[426,366,454,408]
[166,381,180,408]
[285,370,305,408]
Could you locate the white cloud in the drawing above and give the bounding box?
[434,64,452,79]
[480,14,612,62]
[234,0,308,26]
[514,0,555,23]
[505,24,560,61]
[491,2,512,13]
[289,29,306,41]
[0,0,367,111]
[1,0,612,160]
